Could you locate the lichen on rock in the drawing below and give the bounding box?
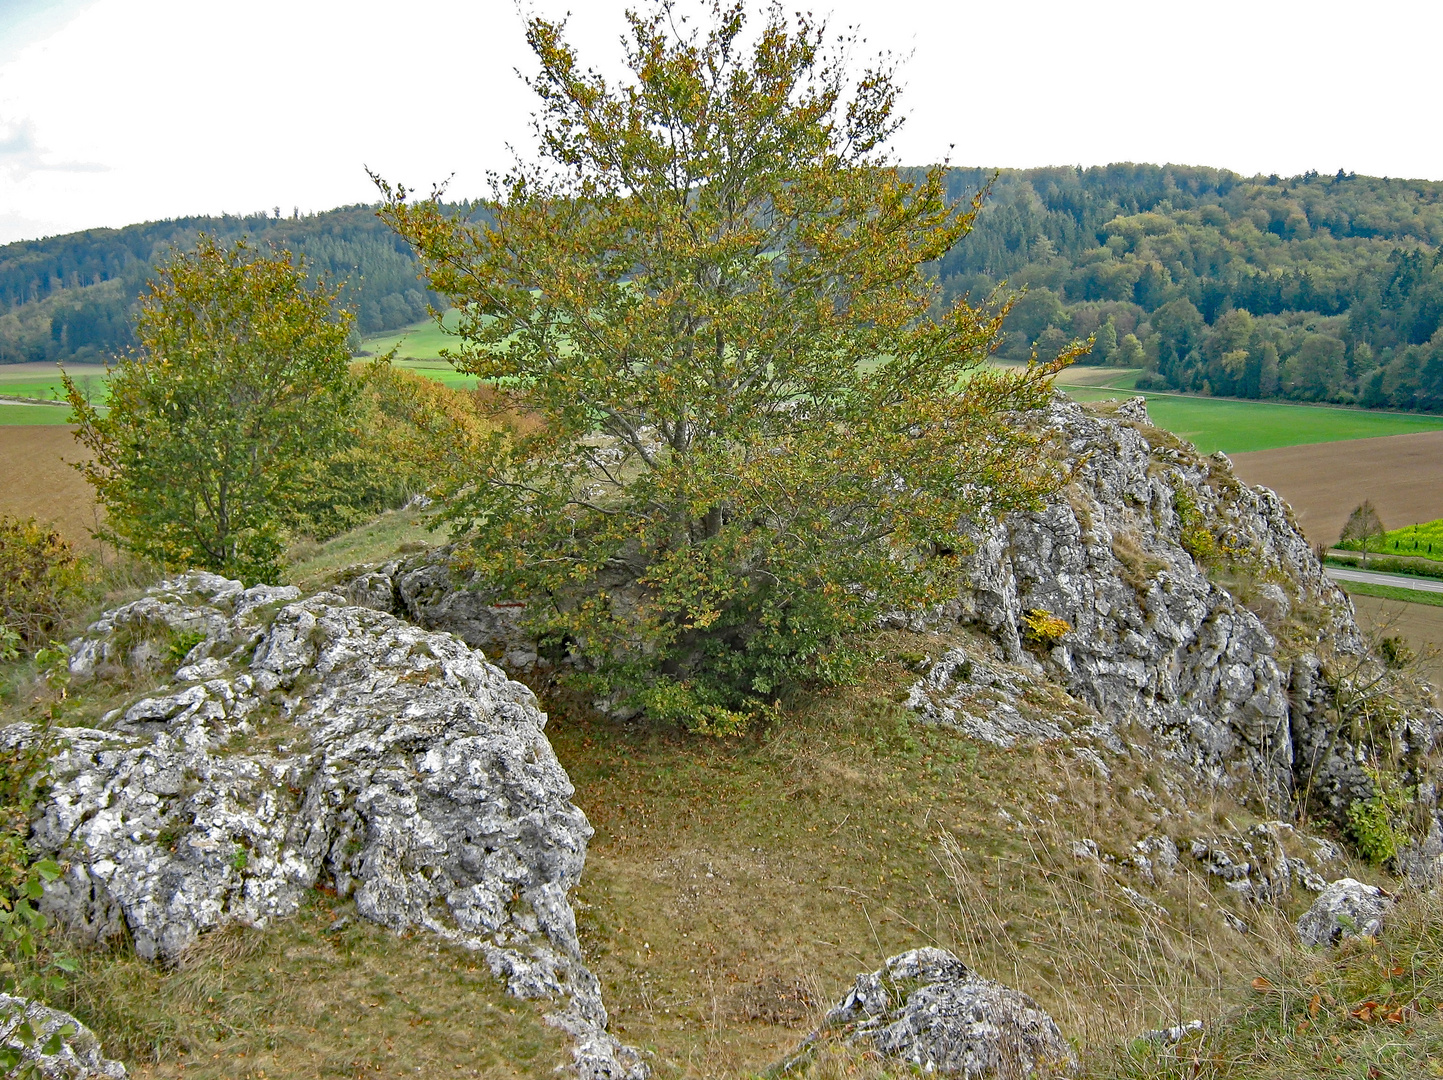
[791,947,1075,1077]
[0,994,126,1079]
[12,572,644,1080]
[1296,877,1393,948]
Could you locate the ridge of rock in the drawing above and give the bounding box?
[0,995,126,1078]
[938,397,1442,872]
[793,947,1075,1077]
[13,573,644,1080]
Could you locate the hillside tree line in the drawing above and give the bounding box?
[938,165,1443,410]
[0,204,477,364]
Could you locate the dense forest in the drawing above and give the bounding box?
[938,164,1443,410]
[6,166,1443,412]
[0,204,467,364]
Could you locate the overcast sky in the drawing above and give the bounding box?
[1,0,1438,244]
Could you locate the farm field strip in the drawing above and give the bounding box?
[0,402,74,425]
[1064,385,1443,454]
[1326,565,1443,595]
[1339,517,1443,558]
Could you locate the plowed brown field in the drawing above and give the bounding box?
[0,425,99,546]
[1230,430,1443,548]
[1349,593,1443,686]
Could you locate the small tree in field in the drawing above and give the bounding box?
[1340,500,1386,568]
[65,236,355,583]
[378,1,1075,732]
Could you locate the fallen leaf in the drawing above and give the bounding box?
[1385,1007,1405,1024]
[1251,977,1274,993]
[1309,993,1321,1018]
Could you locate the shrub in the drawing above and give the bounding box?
[1173,490,1218,565]
[380,5,1071,730]
[284,362,488,541]
[66,236,356,585]
[1345,766,1414,866]
[1022,608,1072,647]
[0,517,89,651]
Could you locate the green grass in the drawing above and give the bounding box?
[359,311,462,363]
[1093,889,1443,1080]
[282,506,442,594]
[0,403,72,425]
[1337,580,1443,608]
[65,893,569,1079]
[1340,518,1443,559]
[1063,385,1443,454]
[358,312,482,390]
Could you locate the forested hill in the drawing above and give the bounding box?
[0,204,475,364]
[937,164,1443,410]
[7,167,1443,413]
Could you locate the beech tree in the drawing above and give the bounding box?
[379,1,1072,732]
[1340,501,1386,567]
[65,236,356,583]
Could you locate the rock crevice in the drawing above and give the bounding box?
[20,573,643,1080]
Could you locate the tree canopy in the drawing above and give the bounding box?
[66,236,358,582]
[379,0,1067,732]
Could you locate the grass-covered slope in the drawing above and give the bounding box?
[0,451,1429,1079]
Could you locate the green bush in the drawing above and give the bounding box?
[283,362,489,542]
[0,517,89,652]
[1345,766,1415,866]
[1173,490,1219,565]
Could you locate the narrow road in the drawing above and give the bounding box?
[1326,565,1443,595]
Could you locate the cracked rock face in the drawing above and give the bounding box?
[943,398,1440,835]
[0,995,126,1078]
[1296,878,1393,948]
[14,573,643,1080]
[819,948,1075,1078]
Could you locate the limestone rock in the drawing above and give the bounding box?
[0,994,126,1078]
[936,396,1440,833]
[343,556,537,671]
[818,948,1075,1077]
[907,647,1100,748]
[15,573,643,1080]
[1296,878,1392,947]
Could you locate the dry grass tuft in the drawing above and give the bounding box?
[61,893,567,1079]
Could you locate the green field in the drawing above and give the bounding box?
[1337,579,1443,608]
[358,312,481,390]
[359,311,462,363]
[0,364,108,407]
[1339,518,1443,558]
[0,402,72,425]
[1061,376,1443,454]
[14,342,1443,455]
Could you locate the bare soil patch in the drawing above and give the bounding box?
[0,425,98,546]
[1230,429,1443,547]
[1349,593,1443,687]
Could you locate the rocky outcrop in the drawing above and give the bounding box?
[799,948,1074,1077]
[0,995,126,1078]
[339,396,1443,876]
[1187,822,1330,905]
[343,558,536,670]
[14,573,643,1080]
[1296,878,1393,947]
[943,397,1440,836]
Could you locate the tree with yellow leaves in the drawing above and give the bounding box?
[378,1,1074,732]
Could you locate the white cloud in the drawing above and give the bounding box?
[0,0,1440,244]
[0,115,108,178]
